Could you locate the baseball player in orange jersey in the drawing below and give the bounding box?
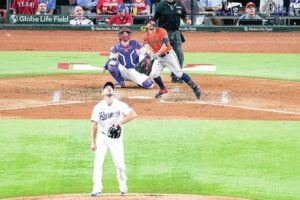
[142,16,201,99]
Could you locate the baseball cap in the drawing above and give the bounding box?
[246,2,255,8]
[102,81,115,90]
[117,4,126,12]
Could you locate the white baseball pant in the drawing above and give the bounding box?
[118,64,150,86]
[92,133,127,193]
[150,49,183,79]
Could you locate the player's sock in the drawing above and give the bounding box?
[153,76,166,90]
[181,73,191,83]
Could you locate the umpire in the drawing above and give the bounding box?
[154,0,192,83]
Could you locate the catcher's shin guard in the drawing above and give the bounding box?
[107,60,124,83]
[142,79,153,89]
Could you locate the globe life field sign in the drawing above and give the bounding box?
[9,15,70,24]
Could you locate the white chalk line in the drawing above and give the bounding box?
[160,100,300,116]
[0,100,87,111]
[0,97,299,116]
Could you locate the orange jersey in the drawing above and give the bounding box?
[142,28,172,53]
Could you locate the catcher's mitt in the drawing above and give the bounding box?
[108,124,122,139]
[135,56,153,76]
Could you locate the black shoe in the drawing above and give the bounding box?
[193,86,201,99]
[171,77,183,83]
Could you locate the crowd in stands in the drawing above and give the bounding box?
[4,0,300,25]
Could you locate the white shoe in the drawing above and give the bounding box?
[90,192,101,197]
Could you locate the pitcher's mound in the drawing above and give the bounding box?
[8,193,247,200]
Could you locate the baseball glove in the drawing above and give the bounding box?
[135,56,153,76]
[108,124,122,139]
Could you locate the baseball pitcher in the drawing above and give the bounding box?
[90,81,137,197]
[142,16,201,99]
[103,28,153,89]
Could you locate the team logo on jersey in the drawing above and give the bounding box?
[99,111,121,120]
[9,15,18,24]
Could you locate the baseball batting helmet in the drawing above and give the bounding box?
[118,28,132,41]
[145,16,156,26]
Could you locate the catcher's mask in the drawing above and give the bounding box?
[118,28,132,41]
[145,16,156,27]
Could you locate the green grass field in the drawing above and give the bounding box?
[0,51,300,81]
[0,51,299,199]
[0,120,299,200]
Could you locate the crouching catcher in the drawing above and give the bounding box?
[102,28,153,89]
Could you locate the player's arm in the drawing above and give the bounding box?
[155,31,170,56]
[91,121,98,152]
[118,110,137,126]
[143,44,153,56]
[136,41,147,61]
[180,1,191,25]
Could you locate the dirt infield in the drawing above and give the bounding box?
[0,74,299,120]
[0,30,300,120]
[1,30,300,200]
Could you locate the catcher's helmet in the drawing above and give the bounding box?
[118,28,131,41]
[145,16,156,26]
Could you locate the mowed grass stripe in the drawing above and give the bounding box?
[0,119,299,200]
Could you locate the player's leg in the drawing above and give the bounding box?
[150,59,168,98]
[107,59,125,88]
[164,51,201,99]
[122,68,153,89]
[92,134,109,195]
[108,137,127,194]
[168,30,184,83]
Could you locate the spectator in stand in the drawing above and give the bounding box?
[199,0,226,25]
[96,0,123,14]
[289,0,300,16]
[130,0,150,15]
[108,3,133,25]
[35,2,47,14]
[11,0,38,14]
[180,0,206,25]
[260,0,283,15]
[237,2,262,25]
[38,0,56,14]
[76,0,98,13]
[70,5,94,25]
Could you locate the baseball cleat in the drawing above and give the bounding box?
[155,88,168,98]
[193,86,201,99]
[90,192,101,197]
[120,191,127,196]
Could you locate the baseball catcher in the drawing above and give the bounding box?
[103,28,153,89]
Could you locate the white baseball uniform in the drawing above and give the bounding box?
[91,98,132,194]
[150,49,183,79]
